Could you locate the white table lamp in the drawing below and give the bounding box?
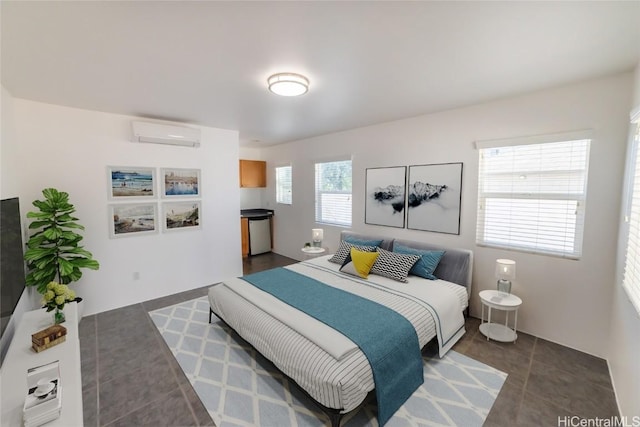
[495,259,516,294]
[312,228,324,248]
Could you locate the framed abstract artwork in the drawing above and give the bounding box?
[407,162,463,234]
[365,166,407,228]
[107,166,156,199]
[161,168,201,198]
[108,203,158,238]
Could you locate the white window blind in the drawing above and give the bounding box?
[275,165,292,205]
[315,160,352,227]
[622,118,640,314]
[476,137,591,258]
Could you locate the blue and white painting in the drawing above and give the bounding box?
[162,168,200,197]
[407,163,463,234]
[109,167,155,198]
[365,166,406,228]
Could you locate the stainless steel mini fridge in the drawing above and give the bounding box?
[248,218,271,255]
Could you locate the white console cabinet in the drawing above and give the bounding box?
[0,303,83,426]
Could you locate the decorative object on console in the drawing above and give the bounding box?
[31,324,67,353]
[365,166,407,228]
[24,188,100,296]
[23,360,62,426]
[41,282,81,324]
[407,162,463,235]
[495,259,516,294]
[312,228,324,247]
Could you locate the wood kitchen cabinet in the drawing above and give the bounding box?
[239,160,266,188]
[241,217,249,257]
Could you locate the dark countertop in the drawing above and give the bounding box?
[241,209,274,218]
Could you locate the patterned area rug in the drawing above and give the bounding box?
[149,297,507,427]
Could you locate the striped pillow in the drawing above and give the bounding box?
[370,248,420,283]
[329,240,377,265]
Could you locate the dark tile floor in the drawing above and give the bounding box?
[79,252,619,426]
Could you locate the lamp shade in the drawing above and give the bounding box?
[312,229,324,241]
[495,259,516,280]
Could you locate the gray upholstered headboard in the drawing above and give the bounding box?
[339,231,473,296]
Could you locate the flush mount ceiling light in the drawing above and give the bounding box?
[267,73,309,97]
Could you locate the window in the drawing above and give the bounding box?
[275,165,292,205]
[622,116,640,314]
[476,133,591,258]
[315,160,352,226]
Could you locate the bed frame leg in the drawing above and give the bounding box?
[327,410,342,427]
[209,308,213,323]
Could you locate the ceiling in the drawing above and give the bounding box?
[2,1,639,147]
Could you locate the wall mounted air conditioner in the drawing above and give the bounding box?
[131,121,201,147]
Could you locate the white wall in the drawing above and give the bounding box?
[1,95,243,317]
[609,62,640,418]
[263,73,632,358]
[634,64,640,106]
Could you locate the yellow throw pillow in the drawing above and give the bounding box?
[339,248,380,279]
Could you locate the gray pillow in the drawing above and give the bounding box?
[393,242,445,280]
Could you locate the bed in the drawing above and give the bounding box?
[208,231,473,426]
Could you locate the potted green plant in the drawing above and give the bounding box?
[23,188,99,321]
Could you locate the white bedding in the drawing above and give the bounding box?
[208,255,468,413]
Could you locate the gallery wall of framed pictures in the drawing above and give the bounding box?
[107,166,202,238]
[365,162,463,235]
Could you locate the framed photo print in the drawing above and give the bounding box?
[109,203,158,238]
[365,166,407,228]
[163,201,201,231]
[407,162,463,235]
[161,168,201,198]
[108,166,156,199]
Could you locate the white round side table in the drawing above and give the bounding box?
[301,246,326,259]
[479,290,522,343]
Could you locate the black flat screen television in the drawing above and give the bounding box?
[1,197,27,339]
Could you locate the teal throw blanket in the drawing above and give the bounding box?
[242,268,423,425]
